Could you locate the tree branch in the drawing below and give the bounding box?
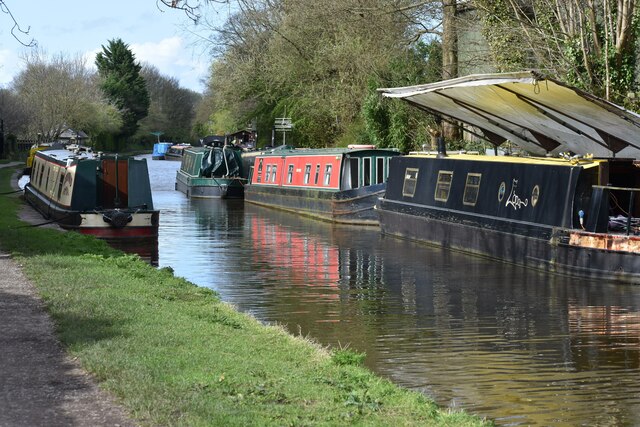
[0,1,36,47]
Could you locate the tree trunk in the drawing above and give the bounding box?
[442,0,459,141]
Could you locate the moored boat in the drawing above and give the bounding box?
[152,142,173,160]
[24,141,65,175]
[376,71,640,283]
[23,147,159,240]
[165,143,190,160]
[175,145,247,199]
[245,145,400,225]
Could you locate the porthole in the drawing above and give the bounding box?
[498,181,506,202]
[531,185,540,207]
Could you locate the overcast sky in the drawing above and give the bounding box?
[0,1,218,92]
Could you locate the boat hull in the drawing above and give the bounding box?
[245,183,385,225]
[175,172,245,199]
[23,184,159,238]
[377,199,640,283]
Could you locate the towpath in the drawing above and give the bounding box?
[0,162,136,427]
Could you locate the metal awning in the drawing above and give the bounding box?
[378,71,640,158]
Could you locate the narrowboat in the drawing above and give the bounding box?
[152,142,172,160]
[376,71,640,283]
[175,145,247,199]
[23,147,159,240]
[245,145,400,225]
[24,141,65,175]
[165,143,190,160]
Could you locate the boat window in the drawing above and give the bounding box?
[265,164,272,182]
[304,164,311,184]
[349,158,359,188]
[376,158,385,184]
[363,158,371,186]
[434,171,453,202]
[257,159,263,183]
[38,163,45,188]
[463,173,481,206]
[287,164,294,183]
[324,164,332,186]
[402,168,419,197]
[57,173,65,200]
[43,168,51,193]
[32,163,39,187]
[271,165,278,183]
[314,164,320,185]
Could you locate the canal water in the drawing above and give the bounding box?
[150,155,640,426]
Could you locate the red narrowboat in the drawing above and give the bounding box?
[245,145,400,225]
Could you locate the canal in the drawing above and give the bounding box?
[149,155,640,426]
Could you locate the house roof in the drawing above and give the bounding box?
[378,71,640,158]
[59,128,88,139]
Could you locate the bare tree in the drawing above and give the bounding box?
[12,51,121,140]
[474,0,638,104]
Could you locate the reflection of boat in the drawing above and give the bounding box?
[165,143,191,160]
[245,145,400,225]
[24,147,159,240]
[246,206,340,286]
[377,71,640,283]
[175,146,247,199]
[152,142,172,160]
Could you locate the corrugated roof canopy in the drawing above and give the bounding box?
[378,71,640,158]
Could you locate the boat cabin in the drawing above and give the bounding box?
[29,149,154,212]
[249,145,398,191]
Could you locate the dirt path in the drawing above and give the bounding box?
[0,163,136,426]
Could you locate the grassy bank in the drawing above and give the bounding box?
[0,166,491,426]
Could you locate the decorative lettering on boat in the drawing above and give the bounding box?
[62,173,73,196]
[505,179,529,210]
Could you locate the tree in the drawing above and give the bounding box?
[474,0,639,108]
[0,88,29,139]
[198,0,430,147]
[137,65,201,143]
[12,51,121,142]
[95,38,150,144]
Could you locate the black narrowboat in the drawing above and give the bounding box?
[377,71,640,283]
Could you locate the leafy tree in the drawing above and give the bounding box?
[0,88,29,139]
[137,65,201,143]
[362,40,443,153]
[197,0,429,147]
[474,0,640,108]
[95,38,150,144]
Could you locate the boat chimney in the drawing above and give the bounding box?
[436,137,447,158]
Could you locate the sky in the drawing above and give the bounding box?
[0,1,220,93]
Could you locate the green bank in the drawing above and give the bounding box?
[0,166,491,426]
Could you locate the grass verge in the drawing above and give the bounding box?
[0,166,491,426]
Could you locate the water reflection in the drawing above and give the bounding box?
[149,155,640,426]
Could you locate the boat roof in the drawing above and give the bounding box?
[378,71,640,159]
[36,147,96,162]
[256,146,399,157]
[403,152,602,169]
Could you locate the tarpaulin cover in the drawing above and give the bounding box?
[379,71,640,158]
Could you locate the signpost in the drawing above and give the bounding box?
[274,117,293,145]
[150,131,164,143]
